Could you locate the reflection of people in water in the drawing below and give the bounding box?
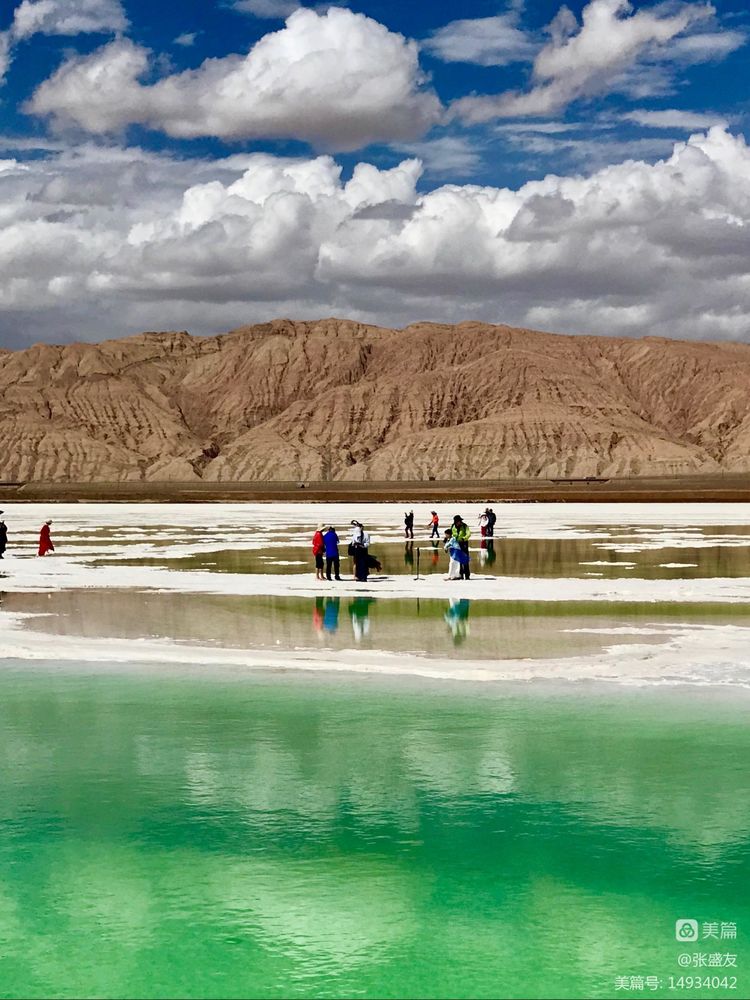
[404,540,414,567]
[431,539,440,566]
[485,539,496,567]
[313,596,340,635]
[349,597,375,642]
[444,598,471,644]
[313,596,324,632]
[323,597,340,634]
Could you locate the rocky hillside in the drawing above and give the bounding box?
[2,318,750,482]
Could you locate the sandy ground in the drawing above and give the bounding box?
[6,472,750,503]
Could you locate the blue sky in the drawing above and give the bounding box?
[0,0,749,347]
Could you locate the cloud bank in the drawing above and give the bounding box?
[1,128,749,345]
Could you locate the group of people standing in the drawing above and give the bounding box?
[0,513,55,559]
[314,508,498,583]
[312,520,380,583]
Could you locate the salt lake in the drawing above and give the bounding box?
[0,502,748,998]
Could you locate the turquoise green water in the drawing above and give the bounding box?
[0,665,747,999]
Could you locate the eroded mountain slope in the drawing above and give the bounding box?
[1,318,748,481]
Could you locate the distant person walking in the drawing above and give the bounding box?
[404,510,414,539]
[323,525,341,581]
[478,510,489,538]
[0,512,6,559]
[428,511,440,538]
[451,515,471,580]
[349,520,371,582]
[312,524,325,581]
[38,520,54,557]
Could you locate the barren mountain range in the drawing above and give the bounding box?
[1,318,749,482]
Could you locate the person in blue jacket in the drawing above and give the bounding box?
[323,525,342,581]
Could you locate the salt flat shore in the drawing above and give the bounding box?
[2,501,750,688]
[2,501,750,602]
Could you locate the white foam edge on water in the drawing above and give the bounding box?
[2,611,750,688]
[3,555,750,603]
[580,560,638,567]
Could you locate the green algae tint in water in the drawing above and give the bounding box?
[0,666,747,1000]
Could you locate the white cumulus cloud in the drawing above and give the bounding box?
[0,0,127,85]
[454,0,717,121]
[27,8,442,150]
[10,0,127,40]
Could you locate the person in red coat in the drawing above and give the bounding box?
[38,520,54,556]
[312,524,325,580]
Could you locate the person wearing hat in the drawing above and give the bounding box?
[0,512,6,559]
[451,515,471,580]
[312,524,325,580]
[349,520,371,582]
[38,519,54,557]
[428,510,440,538]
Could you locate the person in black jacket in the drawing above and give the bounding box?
[485,508,497,538]
[0,512,6,559]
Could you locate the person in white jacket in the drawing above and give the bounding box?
[350,520,371,581]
